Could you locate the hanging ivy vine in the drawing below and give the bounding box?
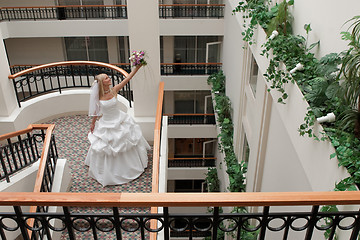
[233,1,360,239]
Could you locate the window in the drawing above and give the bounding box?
[173,90,213,114]
[249,54,259,95]
[174,36,220,63]
[172,138,215,157]
[118,36,129,63]
[242,133,250,163]
[65,37,109,62]
[167,180,205,192]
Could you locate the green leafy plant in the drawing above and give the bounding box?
[266,0,293,36]
[205,167,220,192]
[338,16,360,138]
[207,71,248,193]
[233,0,274,45]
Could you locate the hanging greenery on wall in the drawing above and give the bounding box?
[207,70,258,240]
[232,0,360,192]
[233,2,360,239]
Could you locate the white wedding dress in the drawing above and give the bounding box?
[85,97,150,187]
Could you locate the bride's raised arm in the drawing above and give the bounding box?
[112,64,142,93]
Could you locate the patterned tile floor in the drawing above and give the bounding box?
[45,114,153,239]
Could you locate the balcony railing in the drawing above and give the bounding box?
[1,82,360,239]
[11,63,222,77]
[8,61,132,108]
[0,124,57,184]
[0,4,224,21]
[0,5,127,21]
[0,192,359,239]
[161,62,222,75]
[168,157,216,168]
[164,113,216,124]
[159,4,224,18]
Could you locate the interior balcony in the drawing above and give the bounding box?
[0,3,224,39]
[0,81,360,239]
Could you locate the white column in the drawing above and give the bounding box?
[0,29,17,117]
[127,0,160,117]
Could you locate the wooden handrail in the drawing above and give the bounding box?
[164,113,215,116]
[150,82,165,239]
[8,61,129,79]
[0,124,52,141]
[1,191,360,207]
[152,81,164,194]
[159,4,225,7]
[10,62,222,68]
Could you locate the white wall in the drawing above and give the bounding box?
[162,76,211,90]
[5,37,65,65]
[160,19,224,36]
[167,125,217,139]
[223,0,355,193]
[291,0,360,59]
[0,20,129,39]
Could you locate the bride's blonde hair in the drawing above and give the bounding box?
[95,73,109,98]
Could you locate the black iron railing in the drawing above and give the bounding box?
[161,63,222,75]
[0,4,224,21]
[0,192,360,240]
[0,5,127,21]
[11,63,222,76]
[168,157,216,168]
[164,114,216,124]
[0,130,41,183]
[159,4,224,18]
[0,125,58,185]
[9,62,132,107]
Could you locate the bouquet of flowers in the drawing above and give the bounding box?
[129,50,147,67]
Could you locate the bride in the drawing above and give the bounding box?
[85,64,150,187]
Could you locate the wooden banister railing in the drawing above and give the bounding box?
[0,191,360,207]
[8,60,128,79]
[26,124,56,238]
[8,61,132,107]
[150,81,165,240]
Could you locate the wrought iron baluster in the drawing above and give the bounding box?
[327,215,338,240]
[3,147,14,178]
[163,207,170,240]
[63,207,76,240]
[70,65,75,87]
[26,133,36,163]
[140,217,145,240]
[212,207,219,239]
[304,206,319,240]
[90,216,98,240]
[112,207,122,239]
[282,216,291,240]
[17,135,27,166]
[350,209,360,240]
[0,147,10,182]
[13,206,30,240]
[258,206,270,240]
[51,135,59,158]
[6,139,18,172]
[55,66,62,94]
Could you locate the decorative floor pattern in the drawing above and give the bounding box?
[45,114,153,239]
